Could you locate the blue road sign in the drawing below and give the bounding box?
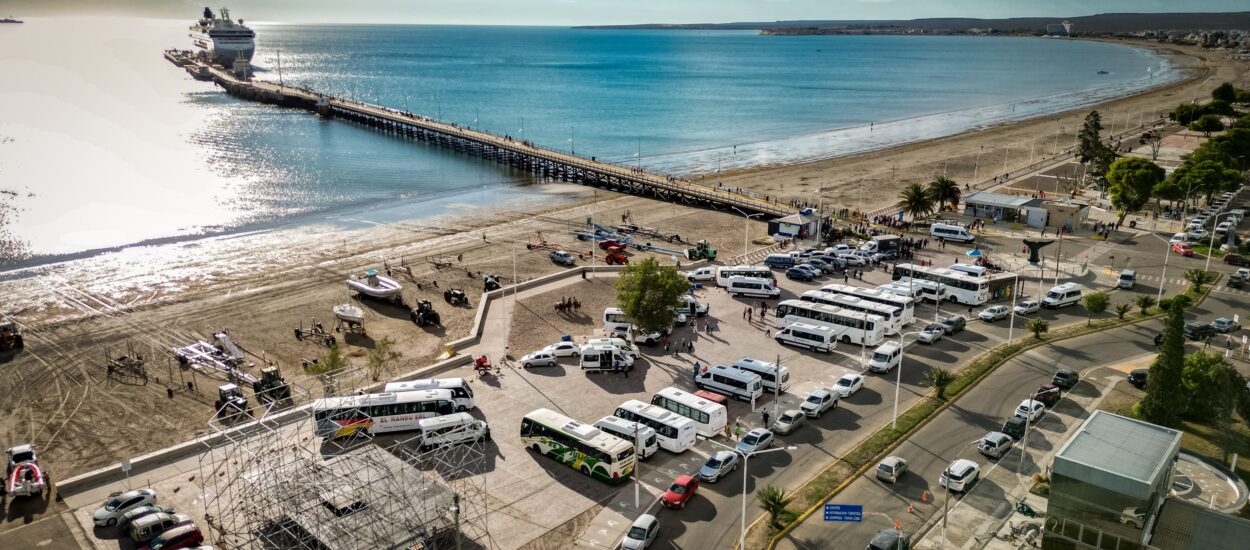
[824,504,863,522]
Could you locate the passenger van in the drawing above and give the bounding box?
[930,223,975,243]
[726,276,781,298]
[384,378,476,411]
[774,322,839,353]
[579,344,635,372]
[595,415,659,459]
[416,412,490,451]
[731,357,790,393]
[1117,270,1136,290]
[685,266,717,282]
[763,254,797,269]
[868,341,902,374]
[1042,282,1082,309]
[585,338,640,359]
[695,364,764,401]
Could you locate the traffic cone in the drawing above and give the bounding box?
[908,503,914,513]
[895,519,901,529]
[921,490,929,503]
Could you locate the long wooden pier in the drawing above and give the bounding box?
[166,51,796,218]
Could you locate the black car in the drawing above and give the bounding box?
[1128,369,1148,389]
[1183,322,1216,341]
[867,528,911,550]
[1001,416,1027,440]
[1052,368,1079,390]
[1229,274,1246,289]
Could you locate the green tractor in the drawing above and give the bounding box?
[252,367,292,406]
[685,240,717,261]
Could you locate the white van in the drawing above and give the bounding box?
[731,357,791,393]
[878,283,925,300]
[695,364,764,401]
[585,338,640,359]
[774,322,839,353]
[726,276,781,298]
[949,263,988,278]
[931,223,975,243]
[417,412,490,451]
[579,344,635,372]
[595,415,659,459]
[1042,282,1082,309]
[686,267,716,282]
[868,341,902,374]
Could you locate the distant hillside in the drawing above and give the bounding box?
[576,12,1250,33]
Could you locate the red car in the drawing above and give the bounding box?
[1034,383,1061,406]
[1171,242,1194,256]
[141,524,203,550]
[661,474,699,509]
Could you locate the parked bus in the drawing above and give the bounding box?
[773,299,886,346]
[383,378,476,411]
[893,277,943,303]
[594,416,660,460]
[818,283,915,327]
[891,263,990,306]
[520,409,635,484]
[614,400,698,454]
[313,390,455,438]
[650,387,728,438]
[715,265,775,287]
[801,290,904,335]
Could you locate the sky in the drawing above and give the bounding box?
[6,0,1248,26]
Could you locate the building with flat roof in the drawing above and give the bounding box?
[962,191,1048,227]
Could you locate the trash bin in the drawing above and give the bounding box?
[1129,220,1137,228]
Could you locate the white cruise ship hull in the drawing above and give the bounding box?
[190,30,255,65]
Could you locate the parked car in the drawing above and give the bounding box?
[130,513,193,545]
[1184,322,1216,341]
[1226,254,1250,266]
[1169,233,1187,244]
[772,409,807,435]
[1128,369,1148,389]
[1171,242,1194,256]
[1014,300,1040,316]
[786,266,815,281]
[1001,416,1027,440]
[1212,317,1242,333]
[977,432,1014,459]
[868,529,912,550]
[1230,273,1246,289]
[940,315,966,335]
[94,489,158,527]
[621,514,659,550]
[736,428,774,453]
[1187,229,1209,241]
[542,341,581,357]
[520,350,557,368]
[833,373,864,398]
[141,524,202,550]
[939,459,980,493]
[661,475,698,510]
[117,504,176,531]
[875,456,908,484]
[1237,268,1250,279]
[918,323,944,344]
[796,263,824,276]
[979,306,1010,322]
[1052,368,1079,389]
[799,388,838,418]
[1034,383,1062,406]
[550,250,576,266]
[1015,399,1046,423]
[699,450,739,482]
[807,258,833,272]
[838,253,867,267]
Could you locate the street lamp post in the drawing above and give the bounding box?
[893,331,925,430]
[1007,273,1019,342]
[1019,387,1061,472]
[731,207,765,259]
[1206,212,1237,273]
[940,439,984,549]
[704,439,797,550]
[1157,239,1173,304]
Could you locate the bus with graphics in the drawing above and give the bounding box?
[313,390,455,438]
[520,408,636,484]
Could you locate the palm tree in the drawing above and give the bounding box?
[925,368,956,400]
[1027,317,1049,339]
[927,176,962,211]
[758,485,795,528]
[897,182,937,220]
[1115,303,1132,320]
[1134,295,1157,315]
[1184,268,1215,293]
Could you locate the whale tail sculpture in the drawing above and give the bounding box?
[1022,240,1054,265]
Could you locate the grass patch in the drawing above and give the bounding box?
[1191,245,1227,257]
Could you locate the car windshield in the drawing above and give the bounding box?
[948,469,968,481]
[872,352,889,361]
[837,379,851,387]
[742,434,759,445]
[780,414,796,423]
[105,497,124,511]
[668,483,687,494]
[627,527,648,539]
[805,395,822,404]
[705,457,722,468]
[11,451,33,462]
[877,464,893,473]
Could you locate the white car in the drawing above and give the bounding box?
[1169,233,1187,245]
[939,459,980,493]
[838,254,867,267]
[736,428,775,453]
[978,305,1010,322]
[771,409,807,435]
[542,341,581,358]
[1015,399,1046,423]
[1014,301,1040,316]
[699,450,739,482]
[93,489,158,526]
[825,244,853,255]
[800,388,839,418]
[917,323,945,344]
[1237,268,1250,280]
[834,373,864,398]
[622,514,659,550]
[1187,228,1210,241]
[520,350,557,368]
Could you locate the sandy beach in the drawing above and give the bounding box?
[0,37,1245,488]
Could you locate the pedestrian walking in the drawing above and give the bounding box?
[692,362,702,382]
[662,335,669,350]
[748,308,754,323]
[743,307,748,320]
[765,328,771,338]
[688,339,695,353]
[723,422,732,439]
[761,409,770,428]
[734,418,743,441]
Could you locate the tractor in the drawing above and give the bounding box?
[410,300,441,326]
[215,384,252,420]
[604,246,629,265]
[0,322,24,352]
[686,240,717,261]
[444,288,470,307]
[252,367,292,406]
[483,274,502,291]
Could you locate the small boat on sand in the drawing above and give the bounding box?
[346,269,403,299]
[333,303,365,324]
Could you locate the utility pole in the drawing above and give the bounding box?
[276,50,283,88]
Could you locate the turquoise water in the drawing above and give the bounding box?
[0,20,1176,260]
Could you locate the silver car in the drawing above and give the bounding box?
[520,350,557,368]
[771,409,806,435]
[93,489,157,527]
[799,389,838,418]
[622,514,659,550]
[875,456,908,483]
[699,450,739,482]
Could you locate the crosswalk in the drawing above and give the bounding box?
[1130,272,1250,296]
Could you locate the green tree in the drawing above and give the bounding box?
[1082,291,1110,325]
[1139,302,1187,427]
[1212,82,1237,104]
[304,344,348,375]
[1105,157,1165,225]
[1170,103,1205,125]
[1027,317,1049,339]
[927,176,962,212]
[758,485,796,528]
[1173,160,1242,205]
[1134,295,1157,315]
[925,368,956,400]
[1114,303,1132,320]
[1077,111,1118,185]
[615,257,690,334]
[1184,268,1214,293]
[897,182,937,220]
[1139,129,1164,161]
[1150,178,1185,213]
[1181,352,1243,421]
[366,336,403,381]
[1189,114,1225,137]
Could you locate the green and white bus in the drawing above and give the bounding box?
[520,408,635,485]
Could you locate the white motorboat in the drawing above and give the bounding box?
[333,303,365,324]
[346,269,403,299]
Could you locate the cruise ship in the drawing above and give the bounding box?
[189,7,255,65]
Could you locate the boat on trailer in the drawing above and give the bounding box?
[332,303,365,324]
[346,269,403,300]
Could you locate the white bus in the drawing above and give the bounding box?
[819,283,915,327]
[383,378,476,411]
[800,290,904,335]
[716,265,774,287]
[313,390,456,439]
[894,277,943,303]
[614,400,698,454]
[594,416,659,460]
[892,263,990,306]
[521,409,635,485]
[772,299,886,346]
[695,364,764,401]
[650,387,728,438]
